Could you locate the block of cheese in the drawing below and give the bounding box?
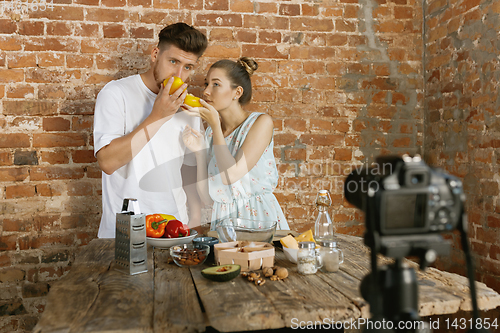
[280,235,299,249]
[294,229,316,244]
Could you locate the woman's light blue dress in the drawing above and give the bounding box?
[205,112,289,231]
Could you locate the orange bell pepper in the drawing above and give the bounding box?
[146,214,168,238]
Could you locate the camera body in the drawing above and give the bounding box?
[345,155,465,238]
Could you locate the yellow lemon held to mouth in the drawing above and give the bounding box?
[184,93,203,107]
[164,76,185,95]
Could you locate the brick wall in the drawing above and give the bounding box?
[0,0,425,331]
[424,0,500,292]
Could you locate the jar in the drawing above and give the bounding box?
[319,241,344,273]
[297,241,322,275]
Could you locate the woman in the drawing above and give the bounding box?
[182,57,289,231]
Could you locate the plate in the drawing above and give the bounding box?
[147,230,198,249]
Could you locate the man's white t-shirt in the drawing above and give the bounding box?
[93,74,202,238]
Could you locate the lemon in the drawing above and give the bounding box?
[163,76,185,95]
[184,93,203,107]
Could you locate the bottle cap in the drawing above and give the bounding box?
[298,241,316,249]
[320,240,337,248]
[316,190,332,207]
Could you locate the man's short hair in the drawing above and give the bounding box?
[158,23,208,58]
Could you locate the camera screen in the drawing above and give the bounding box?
[384,193,427,230]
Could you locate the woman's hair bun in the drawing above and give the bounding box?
[238,57,258,76]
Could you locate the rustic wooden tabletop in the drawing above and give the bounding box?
[33,234,500,333]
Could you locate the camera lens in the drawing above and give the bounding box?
[411,174,424,185]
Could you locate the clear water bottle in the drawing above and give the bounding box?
[314,190,334,243]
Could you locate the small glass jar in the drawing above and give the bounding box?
[297,241,322,275]
[319,241,344,273]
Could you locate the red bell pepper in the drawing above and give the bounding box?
[165,220,190,238]
[145,214,169,238]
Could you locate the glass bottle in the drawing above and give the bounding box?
[319,241,344,273]
[314,190,334,243]
[297,241,322,275]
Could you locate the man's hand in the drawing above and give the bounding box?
[96,78,189,175]
[149,77,188,122]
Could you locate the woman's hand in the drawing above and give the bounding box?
[182,125,206,154]
[182,99,221,130]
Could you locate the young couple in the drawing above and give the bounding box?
[94,23,288,238]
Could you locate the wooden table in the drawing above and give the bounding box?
[34,234,500,333]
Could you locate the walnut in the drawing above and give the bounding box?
[241,271,250,278]
[276,267,288,280]
[270,275,280,281]
[248,272,260,282]
[262,267,274,277]
[255,278,266,286]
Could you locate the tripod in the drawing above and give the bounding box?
[360,230,491,333]
[360,257,428,333]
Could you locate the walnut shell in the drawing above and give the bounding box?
[262,267,274,277]
[276,267,288,279]
[255,278,266,286]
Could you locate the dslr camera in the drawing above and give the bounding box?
[344,154,466,258]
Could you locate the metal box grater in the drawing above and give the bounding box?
[115,198,148,275]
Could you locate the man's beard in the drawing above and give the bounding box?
[152,62,163,90]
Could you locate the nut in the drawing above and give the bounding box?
[262,267,274,277]
[270,275,280,281]
[255,278,266,286]
[172,248,206,266]
[241,271,250,278]
[276,267,288,280]
[248,272,260,282]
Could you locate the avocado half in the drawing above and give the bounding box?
[201,264,241,282]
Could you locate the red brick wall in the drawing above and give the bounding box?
[424,0,500,292]
[0,0,424,330]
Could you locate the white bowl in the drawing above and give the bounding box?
[147,230,198,249]
[282,246,298,264]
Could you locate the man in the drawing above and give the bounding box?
[93,23,208,238]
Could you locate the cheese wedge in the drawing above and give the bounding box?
[280,235,299,249]
[294,229,316,244]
